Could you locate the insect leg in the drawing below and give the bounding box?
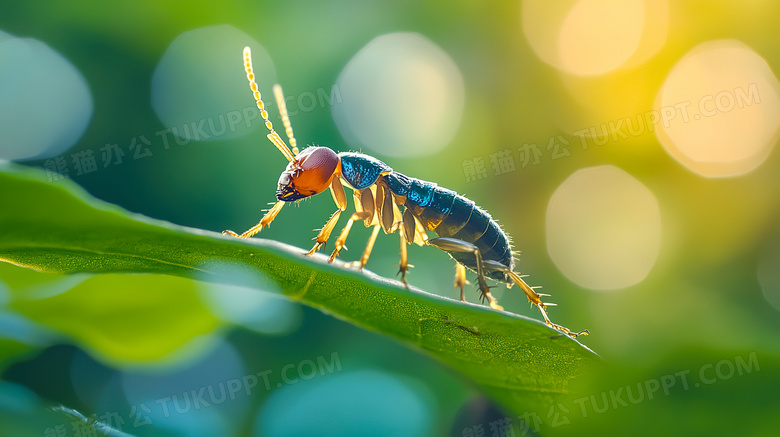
[340,187,381,269]
[454,263,468,302]
[413,214,429,246]
[428,237,503,311]
[402,209,416,244]
[379,185,395,233]
[480,259,588,338]
[356,225,381,269]
[329,211,372,262]
[504,269,589,338]
[307,210,342,254]
[306,177,349,254]
[223,201,285,238]
[330,177,348,211]
[357,187,376,226]
[398,225,411,286]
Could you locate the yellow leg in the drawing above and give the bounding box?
[305,177,349,254]
[454,263,468,302]
[398,227,412,286]
[307,210,342,254]
[506,271,589,338]
[482,286,502,311]
[355,224,381,270]
[428,237,503,311]
[330,177,347,211]
[223,201,285,238]
[329,212,371,262]
[353,187,376,226]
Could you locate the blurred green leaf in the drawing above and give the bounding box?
[0,163,599,414]
[10,273,219,363]
[0,381,134,437]
[50,405,135,437]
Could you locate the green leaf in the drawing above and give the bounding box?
[10,272,220,363]
[0,382,133,437]
[0,244,220,366]
[0,163,599,414]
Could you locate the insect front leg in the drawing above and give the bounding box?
[427,237,503,311]
[343,187,381,269]
[307,210,342,254]
[307,178,348,254]
[223,200,285,238]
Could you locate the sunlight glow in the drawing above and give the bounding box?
[522,0,667,76]
[151,25,272,142]
[332,32,464,157]
[546,165,661,290]
[0,31,92,160]
[655,40,780,177]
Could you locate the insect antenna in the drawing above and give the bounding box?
[243,46,296,162]
[273,84,299,155]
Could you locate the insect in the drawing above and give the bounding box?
[224,47,587,338]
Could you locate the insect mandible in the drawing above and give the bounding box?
[224,47,588,338]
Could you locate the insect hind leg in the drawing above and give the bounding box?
[428,237,503,311]
[429,238,588,338]
[344,224,381,270]
[483,260,589,339]
[507,271,588,338]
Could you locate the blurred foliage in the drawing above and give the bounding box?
[10,273,219,364]
[1,1,780,436]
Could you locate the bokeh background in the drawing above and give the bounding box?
[1,1,780,436]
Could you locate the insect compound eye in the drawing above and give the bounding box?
[277,171,292,188]
[276,162,303,201]
[293,146,340,194]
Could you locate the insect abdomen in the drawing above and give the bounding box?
[437,197,513,282]
[399,174,514,282]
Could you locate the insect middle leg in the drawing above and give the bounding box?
[344,224,382,270]
[328,211,372,262]
[334,187,382,268]
[398,225,411,286]
[427,237,503,311]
